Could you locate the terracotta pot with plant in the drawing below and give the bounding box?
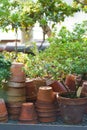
[57,77,87,124]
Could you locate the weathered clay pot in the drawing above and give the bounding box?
[26,79,38,102]
[37,86,55,102]
[19,103,38,124]
[25,78,46,102]
[65,74,76,91]
[10,62,26,82]
[0,99,8,116]
[57,92,87,124]
[0,99,8,123]
[46,79,67,93]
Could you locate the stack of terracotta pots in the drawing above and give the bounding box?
[19,102,38,124]
[26,77,46,102]
[35,86,58,123]
[6,62,26,120]
[0,99,8,123]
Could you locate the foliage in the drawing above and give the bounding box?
[0,0,79,32]
[39,21,87,80]
[0,53,11,87]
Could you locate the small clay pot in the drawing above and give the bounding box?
[26,79,37,101]
[65,74,76,91]
[0,99,8,117]
[10,62,26,82]
[57,92,87,124]
[46,79,67,93]
[19,103,38,124]
[37,86,55,102]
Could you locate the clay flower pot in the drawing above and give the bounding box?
[57,92,87,124]
[25,78,46,102]
[46,79,67,93]
[19,103,38,124]
[37,86,55,102]
[65,74,76,91]
[10,62,26,83]
[0,98,8,123]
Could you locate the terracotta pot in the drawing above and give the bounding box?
[10,62,26,82]
[26,79,38,102]
[57,92,87,124]
[65,74,76,91]
[0,99,8,117]
[19,103,38,124]
[7,87,26,96]
[7,81,26,88]
[37,86,55,102]
[26,78,46,102]
[46,79,67,93]
[82,81,87,113]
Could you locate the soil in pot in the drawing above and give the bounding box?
[57,92,87,124]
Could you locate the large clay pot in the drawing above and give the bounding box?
[10,62,26,83]
[57,92,87,124]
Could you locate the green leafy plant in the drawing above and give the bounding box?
[0,53,11,88]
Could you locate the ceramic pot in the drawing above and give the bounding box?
[25,79,38,102]
[65,74,76,91]
[0,99,8,116]
[46,79,67,93]
[37,86,55,102]
[19,103,38,124]
[57,92,87,124]
[0,98,8,123]
[26,78,46,102]
[10,62,26,82]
